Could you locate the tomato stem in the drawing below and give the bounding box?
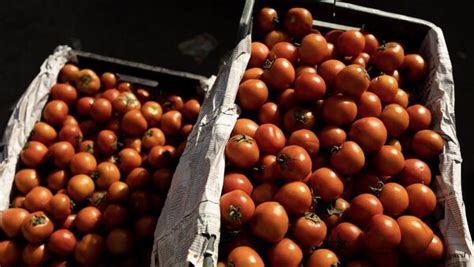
[227,205,242,222]
[31,214,47,226]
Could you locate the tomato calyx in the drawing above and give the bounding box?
[86,143,94,154]
[144,129,154,137]
[326,203,344,216]
[294,109,309,125]
[330,145,342,155]
[227,204,242,222]
[90,171,100,180]
[376,42,397,52]
[332,262,342,267]
[369,179,385,197]
[162,101,175,111]
[232,134,255,144]
[74,134,83,143]
[262,55,276,70]
[78,74,92,87]
[272,16,280,27]
[89,192,107,206]
[70,199,77,211]
[276,153,291,169]
[304,212,322,224]
[31,214,47,226]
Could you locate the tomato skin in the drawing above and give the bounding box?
[152,168,174,193]
[283,7,313,38]
[356,91,382,118]
[45,193,72,221]
[406,183,437,218]
[258,102,280,125]
[50,83,78,105]
[231,118,259,138]
[322,95,358,126]
[148,145,176,169]
[323,198,350,229]
[113,92,141,113]
[397,215,434,254]
[262,57,295,91]
[407,104,432,132]
[283,107,316,133]
[349,117,387,153]
[118,148,143,173]
[250,201,289,243]
[373,145,405,176]
[398,158,432,186]
[67,174,95,201]
[76,96,95,117]
[267,238,303,266]
[70,152,97,175]
[21,211,54,243]
[237,79,269,111]
[129,191,153,215]
[288,129,319,158]
[94,162,120,189]
[100,72,117,88]
[318,59,345,89]
[182,99,201,122]
[160,110,183,135]
[223,172,253,195]
[255,7,278,32]
[412,234,445,263]
[76,69,101,95]
[220,190,255,230]
[47,229,77,257]
[278,88,297,110]
[274,182,312,216]
[14,169,40,194]
[380,104,409,137]
[379,182,409,217]
[364,214,401,251]
[43,100,69,126]
[134,215,158,238]
[411,129,444,160]
[335,64,370,98]
[125,167,151,191]
[31,121,57,145]
[368,75,398,103]
[270,41,299,65]
[227,246,264,267]
[276,145,312,182]
[0,240,21,266]
[251,183,278,205]
[294,73,326,102]
[307,248,339,267]
[58,124,84,147]
[1,208,29,237]
[254,123,285,154]
[75,206,102,233]
[349,193,383,226]
[107,181,130,203]
[121,110,149,137]
[74,233,105,265]
[363,33,379,55]
[319,126,346,149]
[243,67,264,82]
[225,134,260,169]
[48,141,75,168]
[21,141,48,168]
[106,228,134,256]
[328,222,363,257]
[296,65,317,77]
[103,204,128,230]
[325,29,343,43]
[401,54,428,84]
[372,42,405,74]
[24,186,53,212]
[292,213,327,249]
[140,101,163,126]
[22,243,48,266]
[309,167,344,201]
[299,33,329,65]
[330,141,365,175]
[59,63,79,83]
[249,42,270,68]
[336,29,365,57]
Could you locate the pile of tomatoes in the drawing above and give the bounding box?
[0,63,201,266]
[219,6,445,267]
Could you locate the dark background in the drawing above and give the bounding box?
[1,0,473,230]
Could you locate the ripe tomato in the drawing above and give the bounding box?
[118,148,142,173]
[322,95,357,125]
[307,248,339,267]
[318,59,345,89]
[31,121,57,145]
[411,129,444,160]
[378,182,409,217]
[11,195,26,208]
[250,201,289,243]
[328,222,363,257]
[372,42,405,74]
[364,215,401,252]
[356,91,382,118]
[59,63,79,83]
[288,129,319,158]
[294,73,326,102]
[67,174,95,201]
[336,30,365,57]
[95,130,117,155]
[299,33,329,65]
[274,182,312,216]
[100,72,117,88]
[14,169,40,194]
[369,75,398,103]
[148,145,176,169]
[398,158,432,186]
[268,238,303,266]
[121,110,148,136]
[251,183,278,205]
[231,118,258,138]
[220,190,255,230]
[74,233,105,265]
[1,208,29,237]
[237,79,269,111]
[79,121,99,139]
[48,141,75,168]
[117,81,133,92]
[243,67,264,82]
[349,193,383,226]
[22,243,48,266]
[292,213,327,249]
[79,139,95,154]
[24,186,53,212]
[20,141,48,168]
[58,124,83,147]
[76,69,101,94]
[278,88,297,110]
[255,7,278,32]
[262,57,295,91]
[92,162,120,190]
[412,234,445,263]
[88,191,107,211]
[323,198,350,229]
[401,54,428,84]
[283,107,315,132]
[21,211,54,242]
[397,215,434,254]
[249,42,270,68]
[107,181,130,203]
[325,29,343,43]
[106,228,134,256]
[124,167,151,191]
[222,172,253,195]
[252,155,277,184]
[113,92,141,113]
[330,141,365,175]
[373,145,405,176]
[276,145,312,182]
[309,167,344,201]
[50,83,78,105]
[363,33,379,54]
[103,204,128,230]
[380,104,409,136]
[0,240,21,266]
[407,104,432,131]
[227,246,264,267]
[45,193,71,221]
[225,134,259,169]
[318,126,346,149]
[70,152,97,175]
[75,206,102,233]
[134,215,157,238]
[90,98,113,122]
[182,99,201,122]
[335,64,370,98]
[296,65,317,77]
[353,170,388,195]
[161,95,183,111]
[45,169,68,192]
[129,191,153,215]
[152,168,174,193]
[75,96,95,116]
[47,229,77,257]
[283,7,313,38]
[141,128,165,150]
[257,102,280,125]
[269,42,298,65]
[138,101,162,126]
[349,117,387,152]
[43,100,69,126]
[253,123,285,154]
[406,183,436,218]
[160,110,182,135]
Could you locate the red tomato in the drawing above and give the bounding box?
[262,57,295,91]
[220,190,255,230]
[379,182,409,217]
[264,30,291,49]
[117,82,133,92]
[1,208,29,237]
[48,141,75,168]
[75,206,102,233]
[349,193,383,226]
[250,201,289,243]
[134,215,158,238]
[43,100,69,126]
[76,69,101,94]
[278,88,297,110]
[22,243,48,266]
[372,42,405,74]
[136,88,151,103]
[258,102,281,125]
[249,42,270,68]
[309,167,344,201]
[22,211,54,242]
[288,129,319,158]
[268,238,303,266]
[225,134,259,169]
[276,145,312,182]
[160,110,182,135]
[330,141,365,175]
[325,29,343,43]
[292,213,327,249]
[356,91,382,118]
[118,148,142,173]
[328,222,363,257]
[58,124,84,147]
[307,248,339,267]
[141,101,163,126]
[254,123,285,154]
[67,174,95,201]
[24,186,53,212]
[406,183,437,218]
[363,33,379,54]
[102,204,128,230]
[364,214,401,252]
[182,99,201,122]
[319,126,347,149]
[380,104,409,136]
[113,92,141,113]
[59,63,79,83]
[107,181,130,203]
[0,240,21,266]
[251,183,278,206]
[74,233,105,265]
[299,33,329,65]
[125,167,151,191]
[45,193,72,221]
[283,7,313,38]
[227,246,264,267]
[253,155,278,183]
[296,65,317,77]
[76,96,95,116]
[255,7,278,32]
[369,75,398,103]
[148,145,175,169]
[335,64,370,98]
[89,98,112,122]
[121,110,148,136]
[397,215,434,254]
[336,29,365,57]
[274,182,312,216]
[411,129,444,160]
[31,121,57,145]
[412,234,445,263]
[283,107,316,132]
[373,145,405,176]
[294,73,326,102]
[14,169,40,194]
[70,152,97,175]
[50,83,78,105]
[318,59,345,89]
[242,67,264,82]
[152,168,174,193]
[407,104,432,132]
[322,95,357,125]
[129,191,153,215]
[46,169,69,191]
[349,117,387,152]
[322,198,350,229]
[231,118,259,138]
[223,172,253,195]
[21,141,48,168]
[270,41,299,65]
[106,228,134,256]
[398,158,432,186]
[47,229,77,257]
[100,72,117,88]
[237,79,269,111]
[401,54,428,84]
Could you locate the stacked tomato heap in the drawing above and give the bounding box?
[219,7,445,267]
[0,64,201,266]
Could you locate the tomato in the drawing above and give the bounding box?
[372,42,405,74]
[136,88,152,103]
[270,43,300,68]
[294,73,326,102]
[59,63,79,83]
[183,99,201,122]
[335,64,370,98]
[76,69,101,94]
[100,72,117,88]
[397,215,434,254]
[283,7,312,38]
[276,145,312,182]
[161,95,183,112]
[75,96,95,116]
[276,89,296,111]
[291,213,327,249]
[407,104,432,132]
[21,211,54,242]
[237,79,269,111]
[328,222,363,257]
[222,172,253,195]
[225,134,260,169]
[74,233,105,265]
[90,98,113,122]
[117,81,132,92]
[0,240,21,266]
[45,168,69,191]
[88,191,107,211]
[368,74,398,103]
[120,109,148,137]
[323,198,350,229]
[22,243,48,266]
[353,170,387,195]
[322,95,357,125]
[401,54,427,84]
[67,174,95,201]
[11,196,26,208]
[152,168,174,193]
[231,118,258,138]
[14,169,39,194]
[274,182,312,216]
[220,190,255,230]
[412,234,445,263]
[20,141,47,168]
[380,104,409,136]
[1,208,29,237]
[387,138,402,152]
[43,100,69,126]
[129,191,153,215]
[139,129,164,151]
[58,214,76,230]
[406,183,436,218]
[412,129,444,160]
[356,91,382,118]
[296,65,317,77]
[249,42,270,68]
[24,186,53,212]
[363,33,379,55]
[46,229,76,257]
[307,248,339,267]
[107,181,130,203]
[118,148,142,173]
[250,201,289,243]
[325,29,343,43]
[79,139,95,154]
[48,141,75,168]
[30,122,57,146]
[74,206,102,233]
[255,7,278,32]
[349,117,387,152]
[159,110,182,136]
[58,124,83,147]
[69,152,97,175]
[324,42,338,61]
[299,33,329,65]
[251,156,277,185]
[367,249,400,267]
[148,145,176,168]
[251,183,277,206]
[364,214,401,252]
[45,193,71,221]
[124,167,150,191]
[256,103,279,126]
[100,89,119,104]
[348,53,368,68]
[242,67,264,82]
[345,259,372,267]
[268,238,303,266]
[50,83,77,105]
[391,88,409,108]
[134,215,158,238]
[90,163,118,191]
[113,92,141,113]
[180,124,193,138]
[309,167,344,201]
[262,57,295,91]
[330,141,365,175]
[378,182,409,217]
[288,129,319,158]
[349,193,383,226]
[283,107,315,132]
[318,126,346,149]
[253,124,285,155]
[336,30,365,57]
[398,158,432,186]
[227,246,264,267]
[392,69,402,85]
[373,145,405,176]
[103,204,128,230]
